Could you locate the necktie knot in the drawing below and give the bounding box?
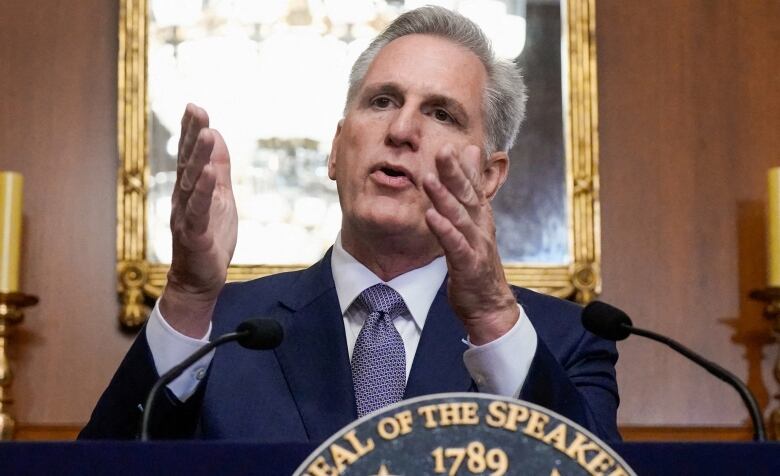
[356,283,406,320]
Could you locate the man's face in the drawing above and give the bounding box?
[328,33,490,254]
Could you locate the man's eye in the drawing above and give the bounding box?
[371,97,392,108]
[433,108,454,123]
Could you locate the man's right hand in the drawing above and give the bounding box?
[159,104,238,338]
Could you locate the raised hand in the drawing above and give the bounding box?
[422,145,519,345]
[160,104,238,337]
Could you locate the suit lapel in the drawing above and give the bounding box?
[273,251,357,441]
[404,284,475,398]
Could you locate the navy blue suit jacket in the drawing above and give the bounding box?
[81,251,620,442]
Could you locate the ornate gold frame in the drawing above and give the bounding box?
[116,0,601,328]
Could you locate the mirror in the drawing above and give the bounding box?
[117,0,600,327]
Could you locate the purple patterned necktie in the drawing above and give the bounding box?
[351,283,408,417]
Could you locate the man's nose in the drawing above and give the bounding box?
[384,106,420,152]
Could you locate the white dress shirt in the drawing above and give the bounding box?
[146,235,538,401]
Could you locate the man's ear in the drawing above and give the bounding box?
[482,150,509,200]
[327,120,344,180]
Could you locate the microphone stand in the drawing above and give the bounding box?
[140,331,243,441]
[623,323,766,442]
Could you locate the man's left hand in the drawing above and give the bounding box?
[423,144,519,345]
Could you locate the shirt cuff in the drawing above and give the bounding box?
[145,299,214,401]
[462,304,538,398]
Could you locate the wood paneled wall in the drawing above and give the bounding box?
[598,0,780,426]
[0,0,133,426]
[0,0,778,435]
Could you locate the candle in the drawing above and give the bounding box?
[0,172,23,293]
[768,167,780,287]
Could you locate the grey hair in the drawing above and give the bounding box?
[345,5,527,155]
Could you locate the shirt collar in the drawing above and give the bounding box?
[331,233,447,330]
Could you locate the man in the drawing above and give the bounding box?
[81,6,619,442]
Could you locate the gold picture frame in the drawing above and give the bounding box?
[116,0,600,328]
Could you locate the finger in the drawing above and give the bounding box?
[424,207,474,272]
[178,104,209,172]
[457,145,483,196]
[183,163,217,237]
[178,129,215,208]
[435,146,481,213]
[177,106,193,161]
[423,172,481,247]
[208,129,233,187]
[173,105,209,205]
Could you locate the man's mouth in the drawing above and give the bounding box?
[372,164,414,187]
[381,167,405,178]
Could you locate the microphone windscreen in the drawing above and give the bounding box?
[581,301,633,341]
[235,319,284,350]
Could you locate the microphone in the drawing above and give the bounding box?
[582,301,766,442]
[140,318,283,441]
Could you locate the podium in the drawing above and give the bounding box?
[0,441,778,475]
